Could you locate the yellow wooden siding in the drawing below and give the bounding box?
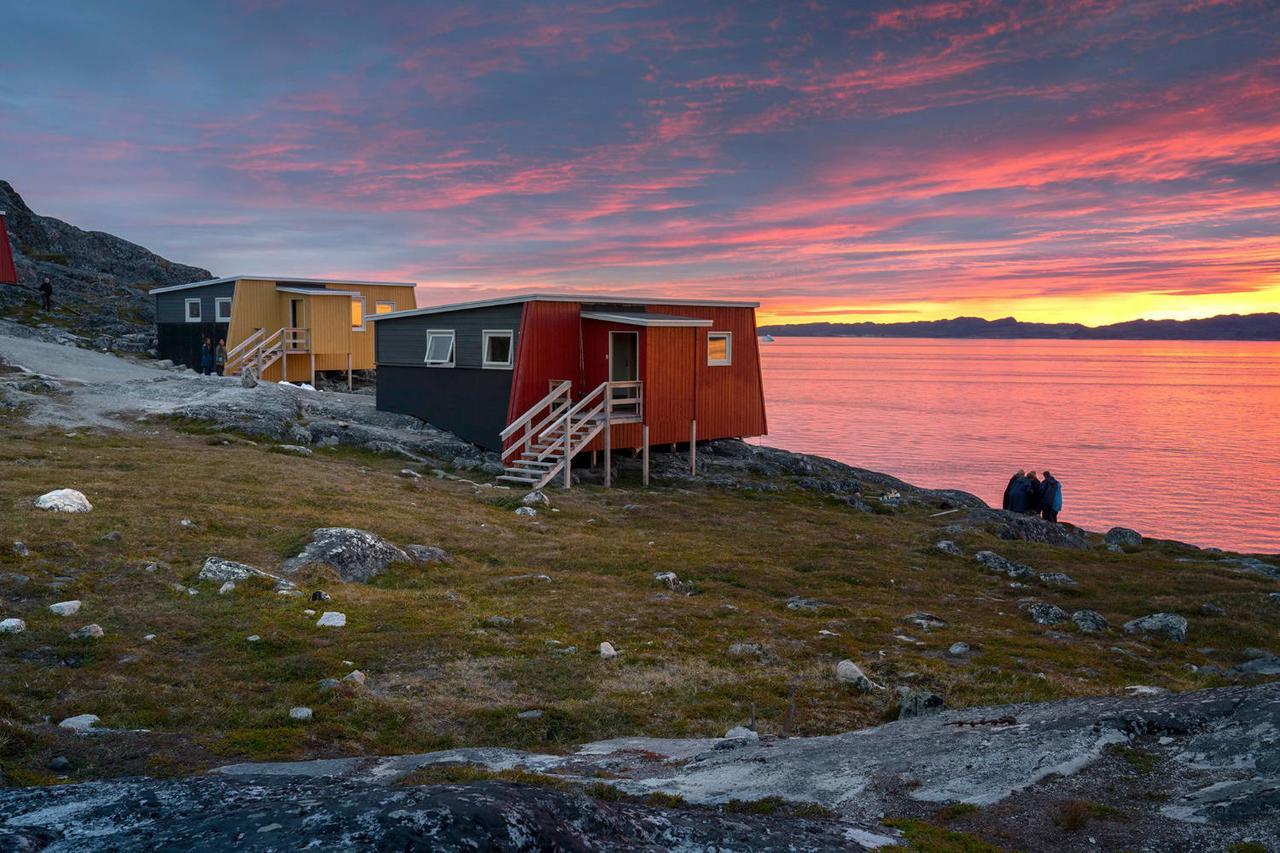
[306,294,352,356]
[343,284,416,369]
[226,280,284,353]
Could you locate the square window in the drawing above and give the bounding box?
[483,330,514,368]
[424,330,455,366]
[185,298,202,322]
[375,301,395,315]
[707,332,732,366]
[214,297,232,323]
[351,296,366,330]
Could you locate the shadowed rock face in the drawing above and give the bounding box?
[0,180,211,343]
[0,778,882,852]
[6,685,1274,850]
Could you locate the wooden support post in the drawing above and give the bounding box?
[347,353,353,391]
[563,407,573,489]
[603,416,612,488]
[309,352,316,386]
[642,425,650,486]
[690,419,697,476]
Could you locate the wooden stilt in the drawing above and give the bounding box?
[642,425,650,486]
[309,352,315,386]
[690,419,697,476]
[604,420,612,488]
[347,353,353,391]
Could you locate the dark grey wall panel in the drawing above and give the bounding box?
[375,304,523,369]
[157,322,230,370]
[376,364,513,450]
[155,281,235,325]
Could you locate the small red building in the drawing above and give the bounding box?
[370,293,768,487]
[0,212,18,286]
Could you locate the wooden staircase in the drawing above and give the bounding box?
[224,328,309,379]
[498,380,642,489]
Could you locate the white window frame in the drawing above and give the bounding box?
[707,331,732,366]
[184,298,202,323]
[424,330,455,367]
[214,297,232,323]
[482,329,514,369]
[351,295,367,331]
[375,300,396,316]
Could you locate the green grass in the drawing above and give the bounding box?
[0,421,1276,782]
[883,818,1004,852]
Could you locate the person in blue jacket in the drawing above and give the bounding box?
[1002,470,1025,510]
[1040,471,1063,522]
[200,336,214,376]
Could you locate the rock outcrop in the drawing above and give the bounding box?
[281,528,411,583]
[0,179,211,346]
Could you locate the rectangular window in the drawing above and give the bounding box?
[214,297,232,323]
[424,330,455,366]
[707,331,732,366]
[375,301,395,315]
[185,298,202,323]
[482,330,514,369]
[351,296,366,330]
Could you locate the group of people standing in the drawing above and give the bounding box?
[200,337,227,376]
[1002,470,1063,522]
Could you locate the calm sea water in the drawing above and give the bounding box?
[755,337,1280,553]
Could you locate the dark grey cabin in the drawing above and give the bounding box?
[151,279,234,369]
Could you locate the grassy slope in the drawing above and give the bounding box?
[0,417,1276,785]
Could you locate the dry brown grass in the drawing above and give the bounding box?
[0,417,1276,783]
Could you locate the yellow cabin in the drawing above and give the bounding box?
[150,276,418,384]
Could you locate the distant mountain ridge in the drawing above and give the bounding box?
[758,313,1280,341]
[0,179,211,344]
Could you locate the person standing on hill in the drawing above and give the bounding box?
[1041,471,1063,522]
[1025,470,1043,515]
[1002,470,1025,510]
[39,277,53,311]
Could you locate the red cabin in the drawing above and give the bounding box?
[369,294,768,487]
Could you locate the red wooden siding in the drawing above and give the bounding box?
[507,300,582,423]
[505,299,768,453]
[0,214,17,285]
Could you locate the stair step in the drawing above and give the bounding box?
[498,475,539,484]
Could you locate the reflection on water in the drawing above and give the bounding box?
[756,337,1280,553]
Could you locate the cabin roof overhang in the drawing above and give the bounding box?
[581,311,712,328]
[369,292,759,322]
[276,286,362,296]
[150,275,418,295]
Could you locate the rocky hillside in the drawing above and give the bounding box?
[0,180,211,349]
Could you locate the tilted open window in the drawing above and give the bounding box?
[185,298,202,323]
[424,330,455,366]
[214,297,232,323]
[351,296,367,331]
[707,331,732,366]
[482,330,514,369]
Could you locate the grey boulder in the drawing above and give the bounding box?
[1025,602,1069,625]
[1124,613,1189,643]
[1071,609,1109,634]
[282,528,410,582]
[975,550,1034,580]
[1105,527,1143,549]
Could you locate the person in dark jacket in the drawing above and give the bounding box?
[200,337,214,376]
[1002,470,1025,511]
[215,339,227,376]
[1006,473,1031,513]
[1040,471,1062,522]
[1024,470,1043,515]
[39,277,53,311]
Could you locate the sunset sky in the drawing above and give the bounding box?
[3,1,1278,324]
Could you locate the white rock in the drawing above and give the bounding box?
[836,659,880,691]
[0,618,27,634]
[303,609,316,616]
[316,611,346,628]
[818,629,840,637]
[70,623,104,639]
[178,519,197,529]
[143,634,156,641]
[948,642,971,656]
[599,641,618,659]
[399,468,422,479]
[521,490,550,506]
[276,445,313,456]
[35,489,93,513]
[58,714,100,732]
[289,706,313,721]
[198,557,269,583]
[218,581,236,595]
[342,669,366,685]
[49,600,82,617]
[724,725,759,740]
[246,635,261,642]
[514,506,537,517]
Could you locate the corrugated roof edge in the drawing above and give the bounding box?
[369,292,760,322]
[149,275,418,295]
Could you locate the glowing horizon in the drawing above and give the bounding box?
[2,1,1278,325]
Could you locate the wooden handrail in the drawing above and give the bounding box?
[225,328,266,360]
[500,380,571,440]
